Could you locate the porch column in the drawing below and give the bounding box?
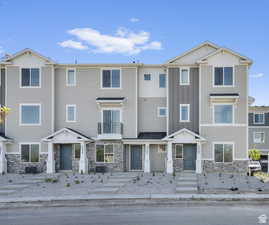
[47,142,55,174]
[166,142,173,173]
[0,142,7,175]
[144,143,150,173]
[196,142,202,174]
[79,142,88,174]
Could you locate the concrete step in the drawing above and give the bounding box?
[176,182,197,187]
[0,184,28,190]
[176,187,197,193]
[0,190,16,195]
[108,179,131,183]
[177,177,197,182]
[103,183,125,188]
[89,188,118,193]
[15,180,41,185]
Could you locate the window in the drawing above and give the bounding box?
[21,143,39,162]
[159,74,166,88]
[254,113,264,124]
[66,105,76,122]
[180,68,189,85]
[102,109,121,134]
[158,145,167,153]
[144,74,151,81]
[21,68,40,87]
[214,67,233,86]
[74,143,81,159]
[254,132,265,143]
[214,143,233,163]
[214,104,233,124]
[158,107,167,117]
[175,144,183,159]
[179,104,190,122]
[66,68,76,86]
[102,69,120,88]
[20,104,41,125]
[96,144,114,163]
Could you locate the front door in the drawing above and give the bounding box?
[60,144,73,170]
[130,145,142,170]
[183,144,196,170]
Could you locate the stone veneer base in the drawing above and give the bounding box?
[202,160,248,174]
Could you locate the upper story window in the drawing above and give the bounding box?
[66,68,76,86]
[21,143,40,163]
[21,68,40,88]
[66,104,76,122]
[102,69,121,88]
[20,104,41,126]
[254,132,265,143]
[179,104,190,122]
[180,68,190,85]
[214,67,233,86]
[157,107,167,117]
[214,104,233,124]
[102,109,121,134]
[214,143,233,163]
[144,74,151,81]
[254,113,264,124]
[159,74,166,88]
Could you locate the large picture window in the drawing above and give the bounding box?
[214,143,233,163]
[21,143,40,162]
[20,104,41,125]
[214,67,233,86]
[214,104,233,124]
[102,69,121,88]
[96,144,114,163]
[21,68,40,87]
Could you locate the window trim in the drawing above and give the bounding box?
[74,143,81,159]
[101,107,122,124]
[66,104,77,123]
[179,104,190,122]
[19,103,41,126]
[20,142,40,163]
[213,142,234,163]
[213,66,235,87]
[100,68,122,89]
[253,132,265,143]
[144,73,151,81]
[157,107,167,117]
[159,73,166,88]
[253,113,265,124]
[66,68,77,87]
[20,67,41,88]
[212,103,234,125]
[175,144,184,159]
[179,67,190,86]
[95,143,115,163]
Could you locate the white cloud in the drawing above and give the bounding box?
[250,73,264,78]
[58,40,88,50]
[59,27,162,55]
[130,17,140,23]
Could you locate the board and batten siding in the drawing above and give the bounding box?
[168,67,199,135]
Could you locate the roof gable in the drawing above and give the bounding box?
[163,128,206,142]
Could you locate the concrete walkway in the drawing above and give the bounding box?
[176,172,197,193]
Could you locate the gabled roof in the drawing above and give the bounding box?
[0,133,12,142]
[166,41,219,64]
[0,48,56,65]
[197,47,253,65]
[163,128,206,141]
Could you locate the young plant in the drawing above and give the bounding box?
[249,148,261,161]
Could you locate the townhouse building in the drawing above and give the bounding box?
[0,41,252,175]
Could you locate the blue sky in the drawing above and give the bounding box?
[0,0,268,105]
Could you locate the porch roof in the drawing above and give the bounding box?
[163,128,206,143]
[0,133,12,142]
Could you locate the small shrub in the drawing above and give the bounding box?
[45,178,58,183]
[8,179,12,183]
[136,176,140,181]
[80,170,83,175]
[152,172,155,177]
[172,171,176,178]
[66,183,70,187]
[75,180,80,184]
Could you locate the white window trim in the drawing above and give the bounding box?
[212,103,234,125]
[144,74,151,81]
[20,67,41,88]
[95,143,115,163]
[100,68,122,89]
[253,112,265,124]
[157,107,167,117]
[179,104,190,122]
[179,67,190,86]
[159,73,166,88]
[66,104,77,123]
[73,143,81,159]
[213,142,234,163]
[212,66,235,88]
[19,103,41,126]
[101,107,122,123]
[66,68,77,87]
[19,142,40,163]
[175,144,184,159]
[253,132,265,143]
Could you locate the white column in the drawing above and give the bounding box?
[166,142,173,173]
[144,143,150,173]
[196,142,202,174]
[46,142,55,174]
[79,142,88,174]
[0,142,7,175]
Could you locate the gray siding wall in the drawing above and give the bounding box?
[168,67,199,134]
[138,97,166,132]
[55,67,137,138]
[249,112,269,126]
[0,69,5,134]
[249,127,269,151]
[5,66,53,153]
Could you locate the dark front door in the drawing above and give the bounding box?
[60,144,73,170]
[130,145,142,170]
[183,144,196,170]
